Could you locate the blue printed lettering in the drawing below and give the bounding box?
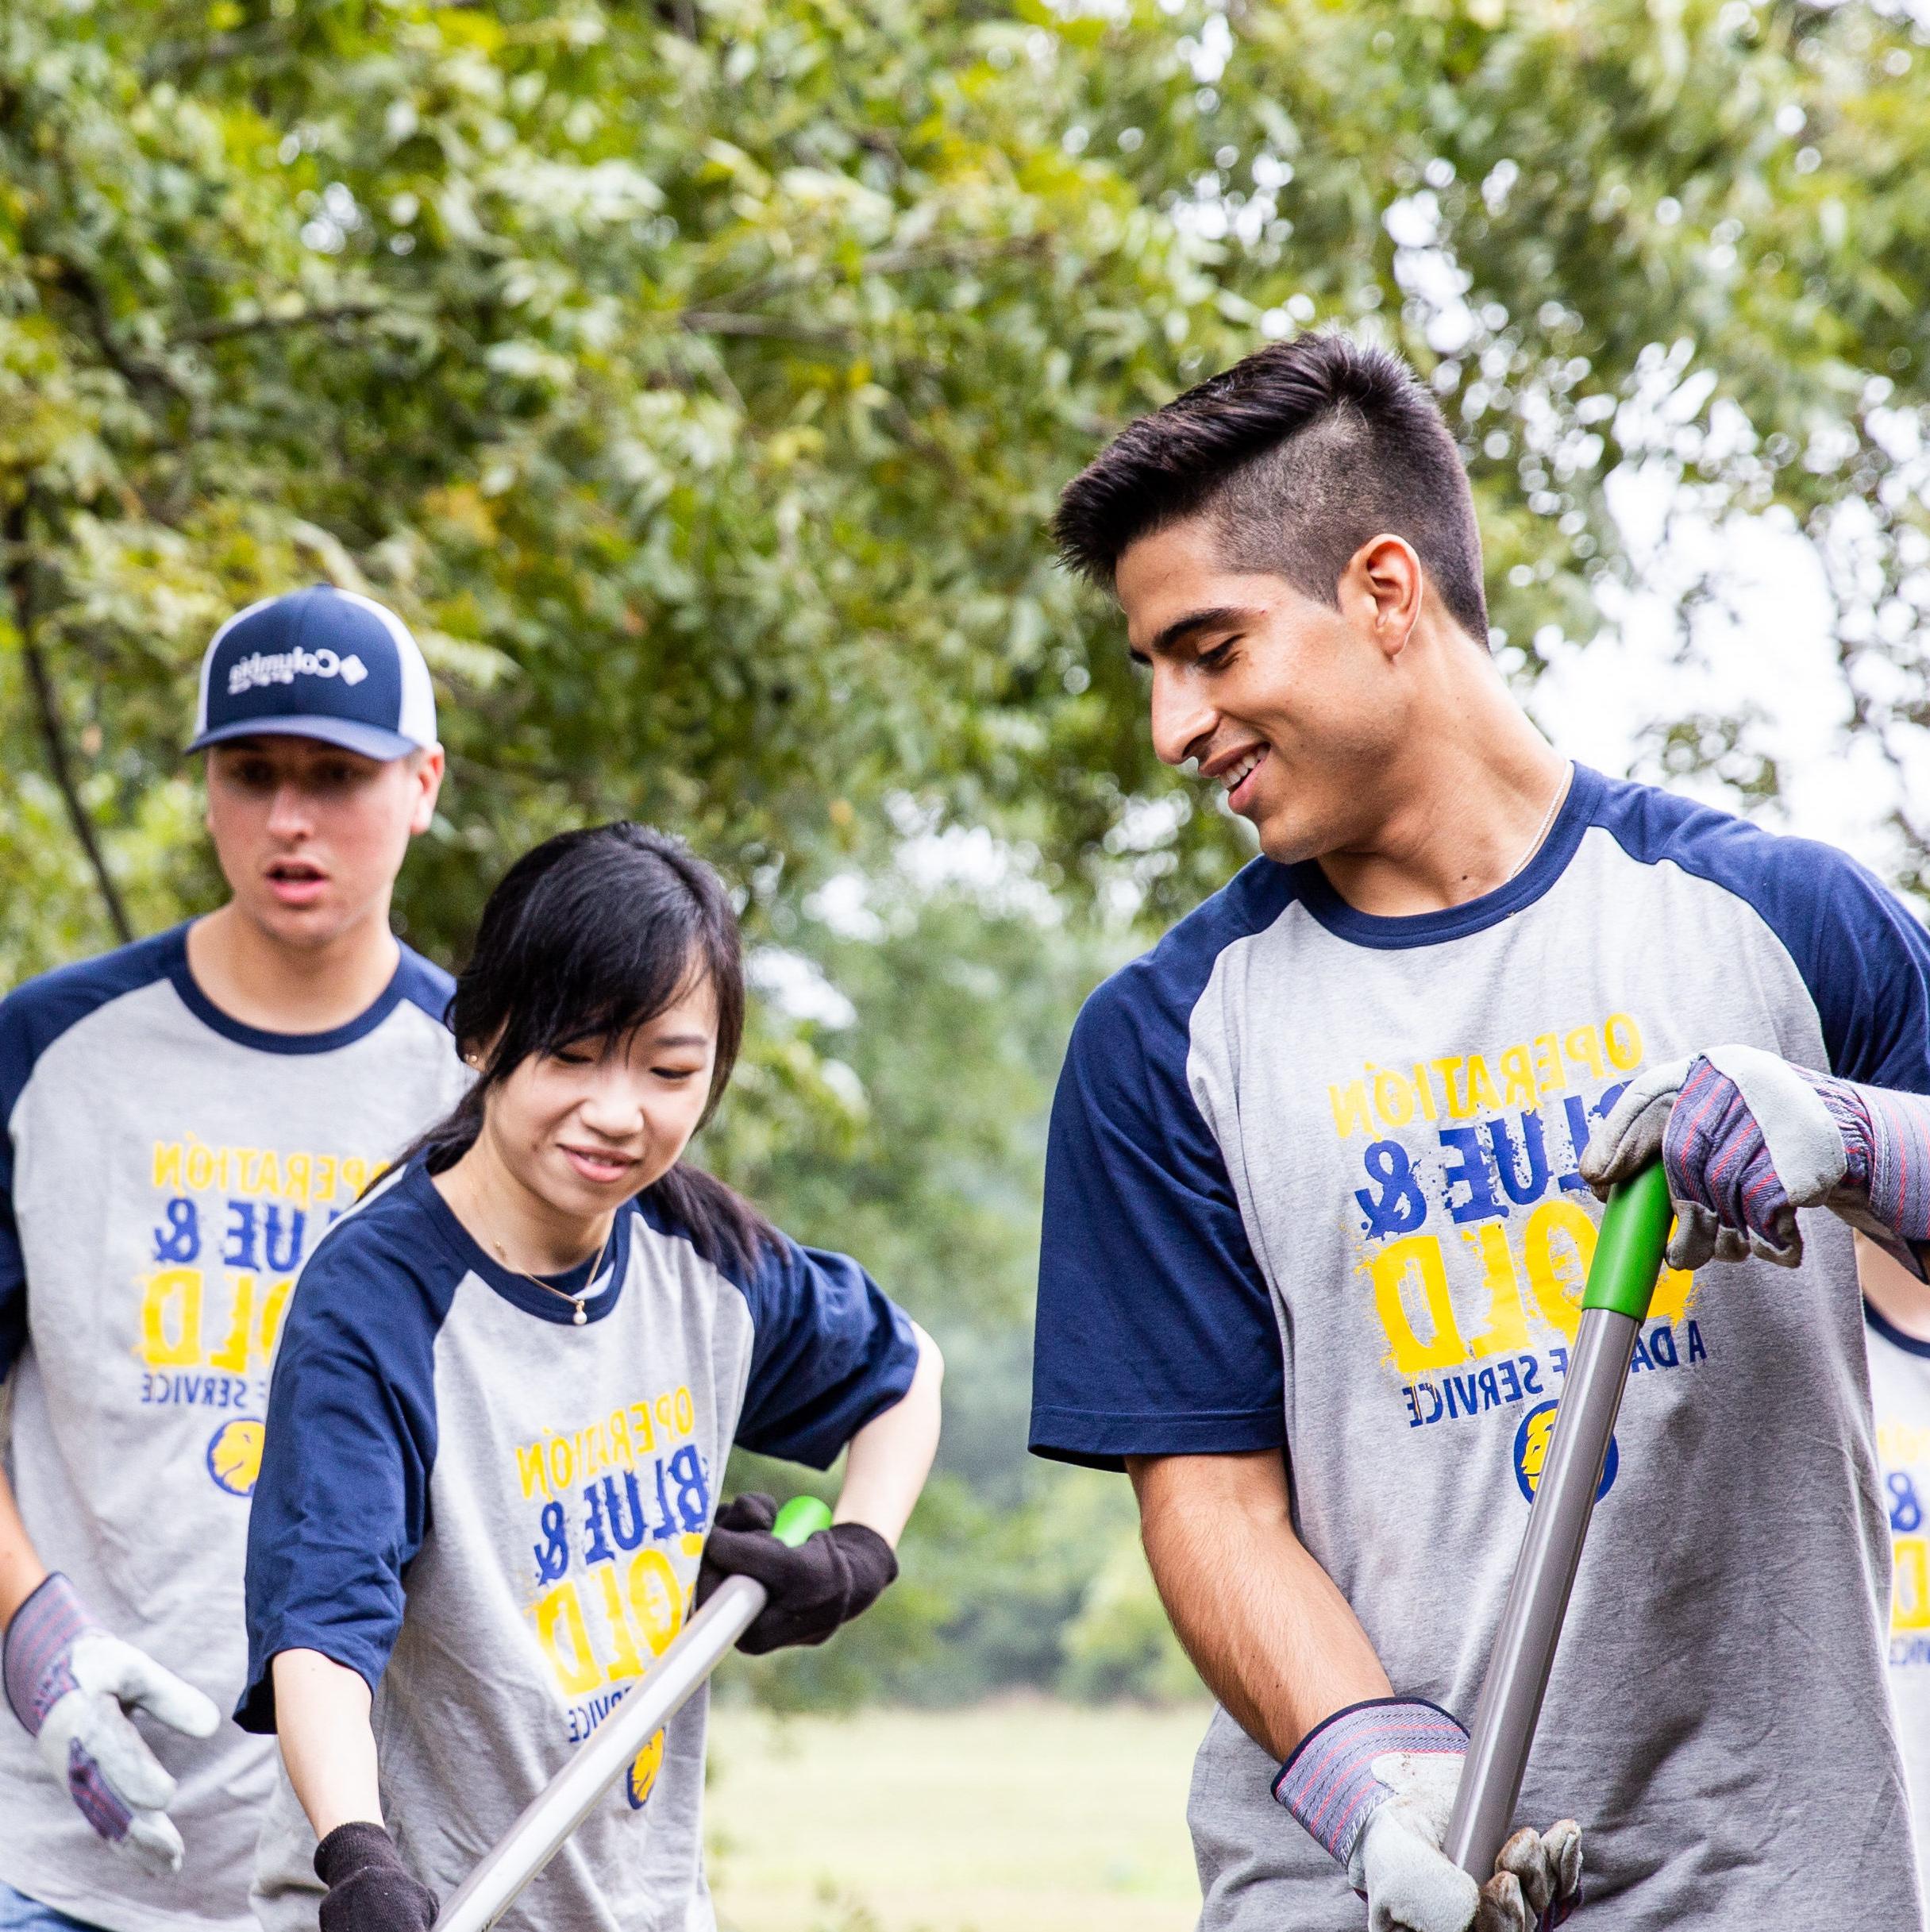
[153,1198,200,1263]
[1629,1331,1653,1373]
[262,1205,306,1272]
[1648,1323,1679,1368]
[1497,1359,1523,1403]
[1483,1112,1550,1208]
[1557,1097,1593,1192]
[1356,1141,1427,1238]
[667,1444,710,1533]
[533,1502,570,1584]
[1686,1321,1706,1363]
[1520,1354,1544,1398]
[1476,1367,1501,1410]
[1438,1126,1501,1224]
[222,1201,260,1270]
[600,1472,649,1553]
[581,1483,615,1565]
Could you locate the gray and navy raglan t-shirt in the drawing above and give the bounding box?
[1866,1301,1930,1899]
[1031,765,1930,1932]
[240,1159,919,1932]
[0,925,464,1932]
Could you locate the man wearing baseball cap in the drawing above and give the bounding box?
[0,588,469,1932]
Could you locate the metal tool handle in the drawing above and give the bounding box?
[432,1493,834,1932]
[1443,1164,1671,1881]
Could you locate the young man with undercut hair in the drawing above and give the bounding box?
[1030,332,1930,1931]
[0,588,468,1932]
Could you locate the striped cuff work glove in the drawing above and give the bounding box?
[1581,1043,1930,1271]
[2,1573,219,1873]
[1273,1698,1581,1932]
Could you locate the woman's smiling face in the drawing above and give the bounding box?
[478,974,721,1231]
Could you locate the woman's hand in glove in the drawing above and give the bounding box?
[695,1493,898,1653]
[314,1822,437,1932]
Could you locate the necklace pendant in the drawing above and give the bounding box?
[572,1304,587,1326]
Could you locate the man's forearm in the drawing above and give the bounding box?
[0,1462,48,1629]
[1128,1449,1390,1761]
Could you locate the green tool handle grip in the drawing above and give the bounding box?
[772,1494,833,1546]
[1581,1161,1672,1320]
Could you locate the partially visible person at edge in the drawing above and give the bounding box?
[1862,1233,1930,1903]
[0,588,467,1932]
[1028,330,1930,1932]
[237,821,942,1932]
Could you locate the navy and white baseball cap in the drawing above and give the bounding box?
[188,585,438,761]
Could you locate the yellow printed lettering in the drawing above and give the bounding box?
[1463,1055,1502,1116]
[152,1142,183,1190]
[627,1549,684,1657]
[255,1152,283,1199]
[258,1276,293,1364]
[283,1154,312,1209]
[210,1275,254,1372]
[337,1158,368,1201]
[1531,1034,1565,1095]
[1603,1012,1643,1072]
[673,1387,694,1435]
[629,1402,656,1453]
[1431,1057,1469,1120]
[1371,1068,1416,1129]
[1523,1200,1597,1340]
[610,1409,634,1470]
[313,1157,338,1204]
[141,1269,203,1367]
[591,1564,646,1682]
[186,1143,215,1191]
[1562,1026,1604,1082]
[1327,1080,1373,1139]
[1648,1259,1698,1326]
[1366,1236,1467,1374]
[1462,1224,1531,1358]
[547,1436,573,1494]
[1498,1047,1536,1110]
[534,1583,603,1695]
[1895,1536,1930,1633]
[518,1444,551,1503]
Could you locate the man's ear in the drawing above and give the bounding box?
[408,745,446,836]
[1337,534,1423,661]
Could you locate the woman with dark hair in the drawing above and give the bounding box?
[234,823,942,1932]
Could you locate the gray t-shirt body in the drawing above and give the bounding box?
[240,1162,919,1932]
[0,925,464,1932]
[1031,769,1928,1930]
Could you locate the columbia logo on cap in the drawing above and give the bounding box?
[189,585,437,762]
[226,648,369,696]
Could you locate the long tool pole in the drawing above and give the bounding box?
[1442,1164,1671,1881]
[433,1494,832,1932]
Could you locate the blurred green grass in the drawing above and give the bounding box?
[707,1697,1212,1932]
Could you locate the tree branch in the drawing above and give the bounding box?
[4,495,133,944]
[171,300,390,346]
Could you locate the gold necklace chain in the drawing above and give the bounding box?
[491,1219,614,1328]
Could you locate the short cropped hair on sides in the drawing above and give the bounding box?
[1054,332,1490,645]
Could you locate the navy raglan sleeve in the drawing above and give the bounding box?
[236,1215,450,1731]
[1746,838,1930,1093]
[734,1237,919,1471]
[1029,968,1284,1472]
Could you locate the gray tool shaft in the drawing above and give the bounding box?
[432,1574,766,1932]
[1443,1305,1639,1880]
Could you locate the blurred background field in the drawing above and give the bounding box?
[707,1698,1213,1932]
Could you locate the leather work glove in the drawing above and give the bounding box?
[695,1492,898,1654]
[2,1572,220,1873]
[314,1822,438,1932]
[1581,1043,1928,1271]
[1273,1698,1581,1932]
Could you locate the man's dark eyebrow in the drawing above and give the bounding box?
[1128,605,1261,665]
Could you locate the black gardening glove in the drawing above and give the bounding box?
[695,1492,898,1655]
[315,1822,438,1932]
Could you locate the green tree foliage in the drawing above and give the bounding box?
[6,0,1928,1703]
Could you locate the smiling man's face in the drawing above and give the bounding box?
[1115,512,1408,866]
[203,734,441,951]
